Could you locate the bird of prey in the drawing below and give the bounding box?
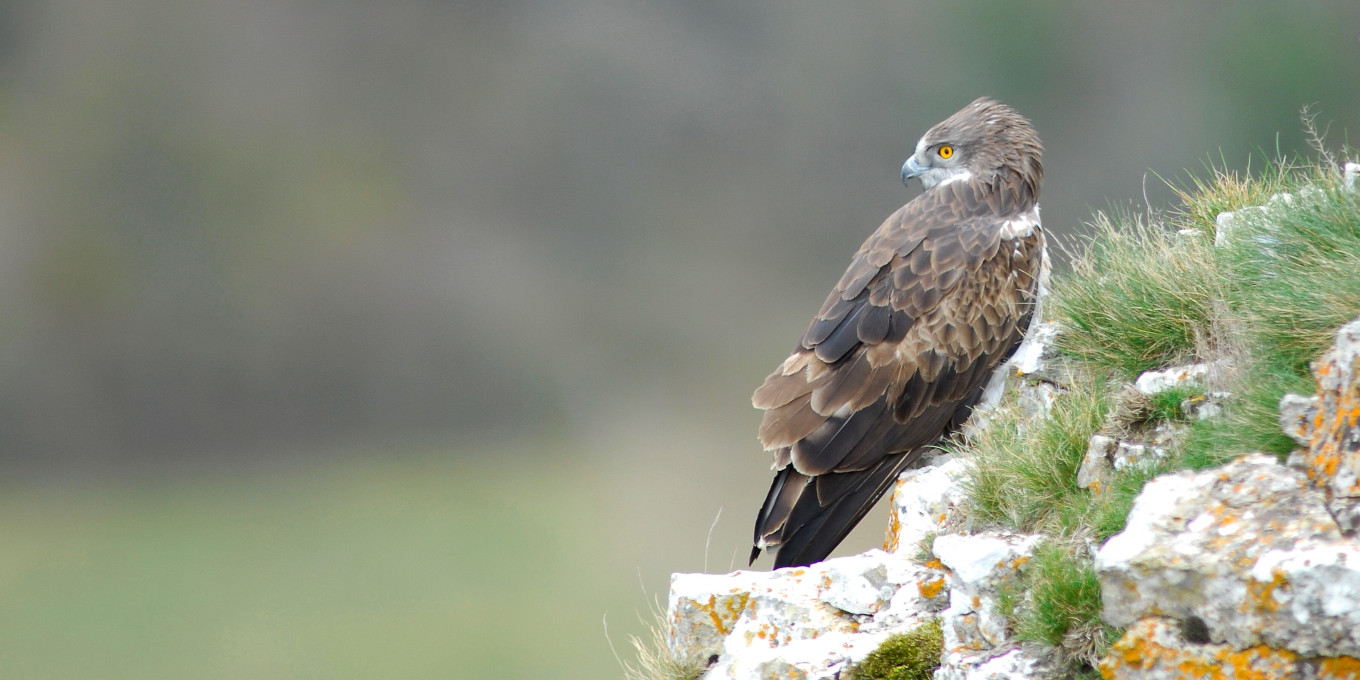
[749,98,1047,569]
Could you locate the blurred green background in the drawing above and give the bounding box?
[0,1,1357,677]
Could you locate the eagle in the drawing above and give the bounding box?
[749,98,1047,569]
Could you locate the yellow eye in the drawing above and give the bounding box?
[938,145,954,159]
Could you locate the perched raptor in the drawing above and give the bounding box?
[750,98,1047,569]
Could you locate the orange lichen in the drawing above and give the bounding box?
[1102,619,1298,680]
[1246,569,1290,613]
[1305,351,1360,498]
[1318,656,1360,678]
[1101,618,1360,680]
[694,592,750,636]
[917,576,946,599]
[924,557,945,571]
[883,509,902,553]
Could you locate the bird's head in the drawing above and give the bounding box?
[901,97,1043,200]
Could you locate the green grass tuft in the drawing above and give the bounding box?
[1167,157,1302,236]
[617,605,706,680]
[954,149,1359,673]
[849,619,943,680]
[1051,211,1222,378]
[1216,181,1360,375]
[1017,541,1109,652]
[958,378,1109,536]
[1145,385,1203,423]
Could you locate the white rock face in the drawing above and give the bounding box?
[664,307,1360,679]
[668,550,946,680]
[1182,391,1229,421]
[1078,434,1171,494]
[1279,392,1320,448]
[1077,434,1117,493]
[707,629,894,680]
[1016,381,1064,422]
[968,322,1066,438]
[1292,316,1360,534]
[1095,454,1360,657]
[933,532,1042,666]
[1098,617,1356,680]
[1010,322,1061,379]
[934,644,1062,680]
[885,458,968,557]
[1133,362,1215,395]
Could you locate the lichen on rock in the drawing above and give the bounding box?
[1095,453,1360,657]
[1287,316,1360,535]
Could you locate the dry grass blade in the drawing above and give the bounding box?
[608,600,707,680]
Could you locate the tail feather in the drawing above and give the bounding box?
[752,447,925,569]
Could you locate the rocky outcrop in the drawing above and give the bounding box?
[1098,315,1360,671]
[668,549,946,680]
[931,532,1065,680]
[1095,454,1359,656]
[667,326,1071,680]
[666,310,1360,679]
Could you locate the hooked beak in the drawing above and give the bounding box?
[901,156,925,186]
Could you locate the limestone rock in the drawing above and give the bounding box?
[1112,440,1167,473]
[1215,206,1266,247]
[933,532,1041,658]
[1298,316,1360,534]
[1009,322,1062,382]
[705,629,895,680]
[968,322,1065,438]
[1016,381,1064,422]
[1099,617,1360,680]
[1279,392,1320,448]
[1078,434,1170,494]
[934,643,1063,680]
[1132,362,1215,395]
[885,458,968,557]
[1213,183,1333,249]
[669,550,946,679]
[1078,434,1116,494]
[1181,391,1229,421]
[1095,454,1360,657]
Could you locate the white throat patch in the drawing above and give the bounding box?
[931,169,973,188]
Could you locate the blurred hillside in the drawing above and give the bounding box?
[0,2,1358,678]
[2,0,1357,471]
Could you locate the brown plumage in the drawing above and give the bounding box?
[750,98,1047,568]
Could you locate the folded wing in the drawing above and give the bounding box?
[751,185,1045,568]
